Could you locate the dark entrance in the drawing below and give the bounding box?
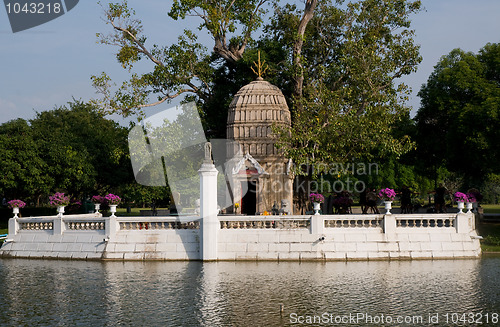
[241,180,257,215]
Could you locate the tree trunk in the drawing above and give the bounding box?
[292,0,318,109]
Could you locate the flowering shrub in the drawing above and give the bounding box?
[91,195,104,204]
[8,199,26,209]
[454,192,468,203]
[378,188,396,201]
[105,193,121,205]
[49,192,70,207]
[309,193,325,203]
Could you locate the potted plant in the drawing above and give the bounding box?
[49,192,70,217]
[467,189,482,213]
[465,193,477,213]
[454,192,468,213]
[309,193,324,215]
[105,193,121,217]
[378,188,396,214]
[8,199,26,218]
[92,195,104,213]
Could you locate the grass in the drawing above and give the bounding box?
[478,222,500,252]
[482,204,500,214]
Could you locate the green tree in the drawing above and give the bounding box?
[415,44,500,184]
[30,101,132,197]
[0,119,52,203]
[269,0,421,174]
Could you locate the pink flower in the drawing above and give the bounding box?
[8,199,26,209]
[49,192,70,207]
[378,188,396,201]
[104,193,121,205]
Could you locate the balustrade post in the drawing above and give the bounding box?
[456,213,471,234]
[53,217,64,235]
[383,214,396,235]
[105,216,119,241]
[8,218,18,236]
[198,143,219,261]
[310,215,324,234]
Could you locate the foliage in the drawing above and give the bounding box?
[121,183,171,208]
[270,0,422,174]
[482,174,500,204]
[0,101,133,204]
[30,101,131,197]
[0,119,52,201]
[415,44,500,183]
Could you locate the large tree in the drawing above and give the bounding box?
[0,119,51,203]
[415,43,500,184]
[92,0,422,171]
[0,101,133,204]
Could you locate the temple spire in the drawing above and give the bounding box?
[251,51,268,79]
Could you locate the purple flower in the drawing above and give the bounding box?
[8,199,26,209]
[104,193,121,205]
[466,193,477,203]
[309,193,325,203]
[378,188,396,201]
[92,195,104,204]
[49,192,70,207]
[454,192,468,203]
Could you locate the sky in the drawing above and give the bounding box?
[1,0,500,125]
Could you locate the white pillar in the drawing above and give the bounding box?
[456,213,472,234]
[53,217,64,235]
[198,159,219,261]
[105,216,119,241]
[383,214,396,234]
[310,215,323,234]
[8,218,18,236]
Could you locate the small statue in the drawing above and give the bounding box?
[279,199,291,215]
[204,142,213,164]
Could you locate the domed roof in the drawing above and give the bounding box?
[226,77,291,160]
[229,77,289,108]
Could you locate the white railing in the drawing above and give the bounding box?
[219,216,310,229]
[324,215,384,228]
[117,217,200,230]
[394,214,456,228]
[7,212,474,237]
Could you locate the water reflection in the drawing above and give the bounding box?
[0,258,498,326]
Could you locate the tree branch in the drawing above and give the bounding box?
[109,21,164,67]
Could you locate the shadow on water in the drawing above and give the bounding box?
[0,257,499,326]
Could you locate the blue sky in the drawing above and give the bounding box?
[1,0,500,125]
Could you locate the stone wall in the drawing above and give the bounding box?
[0,213,481,261]
[216,214,481,260]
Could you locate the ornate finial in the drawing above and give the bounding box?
[203,142,213,164]
[251,51,268,79]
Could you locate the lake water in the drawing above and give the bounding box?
[1,257,500,326]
